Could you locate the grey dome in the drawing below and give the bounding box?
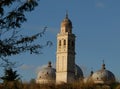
[36,62,56,84]
[75,65,84,80]
[91,63,115,84]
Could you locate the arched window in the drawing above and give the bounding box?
[63,40,66,45]
[59,40,61,46]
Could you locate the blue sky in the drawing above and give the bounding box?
[1,0,120,82]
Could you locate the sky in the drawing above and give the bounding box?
[1,0,120,82]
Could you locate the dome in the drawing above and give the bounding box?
[61,13,72,28]
[91,63,115,84]
[36,62,56,84]
[75,65,84,80]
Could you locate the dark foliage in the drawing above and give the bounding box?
[0,0,52,84]
[0,0,38,29]
[0,81,120,89]
[0,0,52,59]
[0,68,20,82]
[0,58,20,82]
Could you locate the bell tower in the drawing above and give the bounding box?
[56,13,76,83]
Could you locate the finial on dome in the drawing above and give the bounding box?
[90,68,94,76]
[48,61,52,68]
[102,60,106,70]
[65,10,68,19]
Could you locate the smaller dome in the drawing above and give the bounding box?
[91,63,115,84]
[36,61,56,84]
[61,13,72,28]
[75,65,84,80]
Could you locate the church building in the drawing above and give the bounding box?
[36,13,83,84]
[36,14,115,84]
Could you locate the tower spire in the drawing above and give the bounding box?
[102,60,106,70]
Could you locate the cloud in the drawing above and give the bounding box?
[35,63,56,74]
[35,64,47,74]
[19,64,35,70]
[96,2,105,8]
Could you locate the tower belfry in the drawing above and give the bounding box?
[56,13,76,83]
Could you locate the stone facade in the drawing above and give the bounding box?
[56,14,76,84]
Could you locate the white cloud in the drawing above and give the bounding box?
[96,2,105,8]
[35,64,47,74]
[19,64,35,70]
[35,63,56,74]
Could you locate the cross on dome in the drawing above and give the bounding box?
[48,61,52,68]
[102,60,106,70]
